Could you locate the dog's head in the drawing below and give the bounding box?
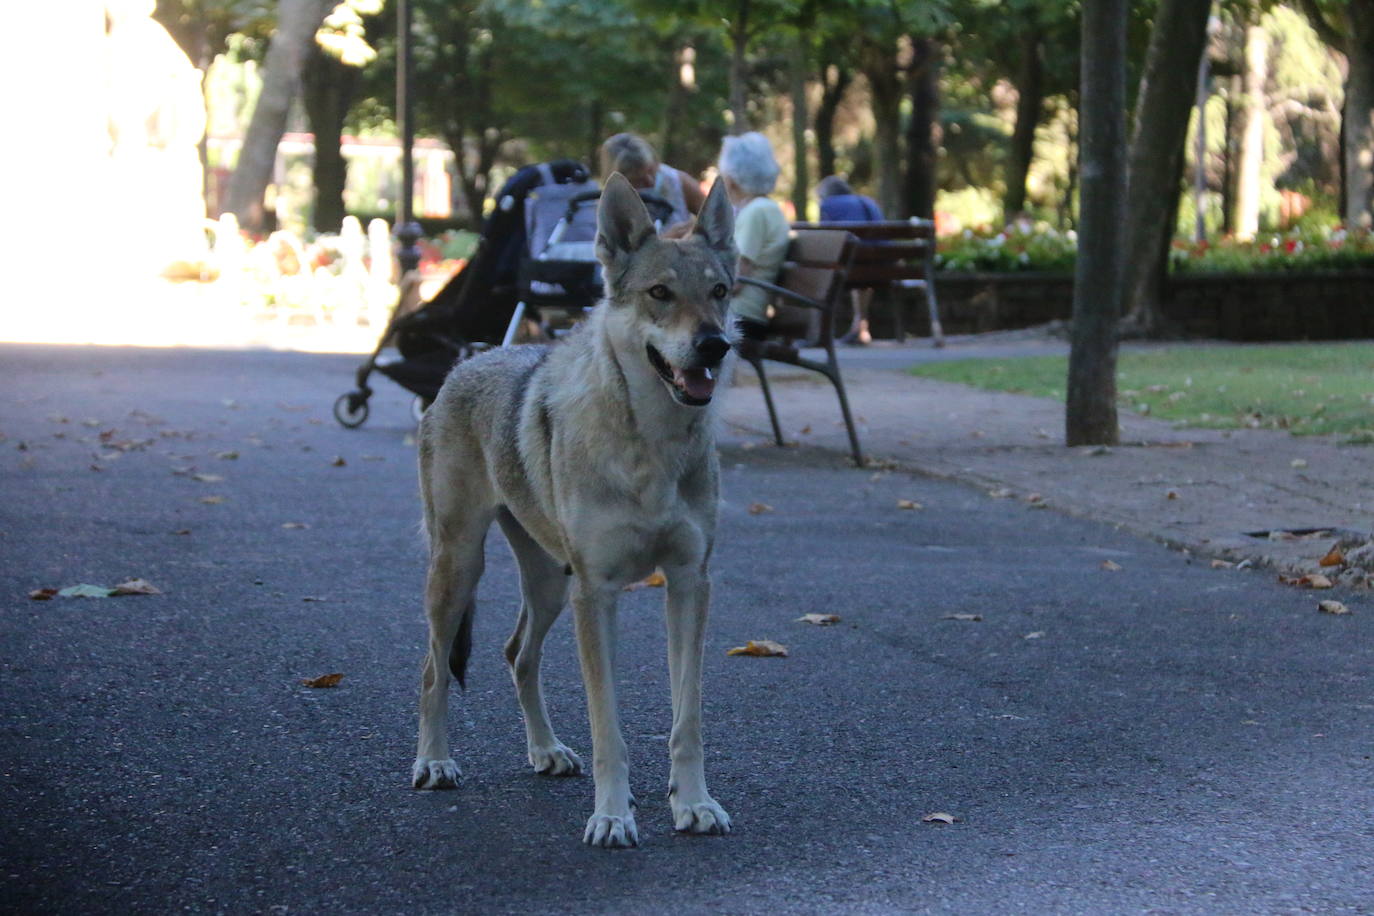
[595,173,737,408]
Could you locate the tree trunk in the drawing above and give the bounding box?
[789,36,810,218]
[728,0,752,134]
[222,0,331,231]
[302,47,357,234]
[815,63,850,179]
[1221,73,1240,236]
[1004,28,1044,219]
[902,37,940,220]
[1118,0,1211,337]
[660,43,692,166]
[1234,21,1269,240]
[861,41,903,218]
[1344,0,1374,229]
[1066,0,1127,448]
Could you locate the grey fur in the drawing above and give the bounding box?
[410,174,740,849]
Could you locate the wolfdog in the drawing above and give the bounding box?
[411,173,738,848]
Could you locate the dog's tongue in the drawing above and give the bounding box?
[673,366,716,401]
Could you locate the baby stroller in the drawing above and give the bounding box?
[333,160,674,428]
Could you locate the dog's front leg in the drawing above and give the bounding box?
[572,578,637,848]
[663,564,731,835]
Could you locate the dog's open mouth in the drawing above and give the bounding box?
[646,344,716,406]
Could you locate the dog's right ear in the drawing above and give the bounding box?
[596,173,656,268]
[692,177,735,259]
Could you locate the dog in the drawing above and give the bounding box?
[411,173,738,848]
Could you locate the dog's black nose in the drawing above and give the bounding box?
[694,328,731,365]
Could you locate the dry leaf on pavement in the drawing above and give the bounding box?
[1319,546,1345,567]
[199,496,225,505]
[331,456,347,467]
[1279,573,1334,589]
[301,673,344,688]
[28,588,59,600]
[943,613,982,622]
[623,571,667,591]
[988,488,1013,499]
[748,502,774,515]
[896,499,923,510]
[921,812,957,825]
[1317,600,1350,616]
[112,578,162,596]
[57,584,117,598]
[1210,559,1234,569]
[191,473,223,483]
[282,522,310,530]
[1101,560,1123,571]
[726,640,789,657]
[796,613,841,626]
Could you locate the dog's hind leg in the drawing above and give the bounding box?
[662,563,731,835]
[413,502,494,790]
[571,577,638,848]
[497,510,581,777]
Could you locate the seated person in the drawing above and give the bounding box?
[598,132,704,229]
[717,132,789,342]
[816,175,884,345]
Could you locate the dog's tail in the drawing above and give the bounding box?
[448,598,475,690]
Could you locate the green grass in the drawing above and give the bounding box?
[909,343,1374,439]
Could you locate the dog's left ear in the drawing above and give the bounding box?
[596,172,656,268]
[692,178,735,260]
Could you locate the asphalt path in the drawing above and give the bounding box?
[2,344,1371,914]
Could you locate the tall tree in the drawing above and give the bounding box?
[1298,0,1374,229]
[222,0,332,230]
[1118,0,1212,338]
[302,45,357,233]
[902,36,941,219]
[1066,0,1127,447]
[1233,15,1269,239]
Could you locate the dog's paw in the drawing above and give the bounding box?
[672,797,731,835]
[529,742,583,776]
[411,757,461,789]
[583,813,639,848]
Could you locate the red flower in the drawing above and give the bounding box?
[1284,239,1298,253]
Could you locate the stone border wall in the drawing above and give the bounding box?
[873,271,1374,341]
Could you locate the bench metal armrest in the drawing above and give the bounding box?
[738,276,826,311]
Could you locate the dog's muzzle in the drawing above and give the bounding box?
[646,333,730,407]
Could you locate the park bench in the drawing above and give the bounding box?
[736,227,866,466]
[791,219,944,347]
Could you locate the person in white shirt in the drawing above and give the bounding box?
[717,132,789,341]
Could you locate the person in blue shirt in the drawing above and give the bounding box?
[816,175,883,345]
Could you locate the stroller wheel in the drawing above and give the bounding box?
[334,392,370,429]
[411,395,431,423]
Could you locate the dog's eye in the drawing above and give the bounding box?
[648,284,672,301]
[711,283,729,299]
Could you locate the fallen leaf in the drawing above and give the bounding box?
[988,488,1013,499]
[215,450,240,460]
[112,578,161,596]
[943,613,982,622]
[1022,631,1045,639]
[623,570,668,591]
[173,528,192,536]
[281,522,310,530]
[58,584,117,598]
[796,613,841,626]
[1101,560,1123,571]
[301,596,328,602]
[1025,493,1044,504]
[331,456,347,467]
[1166,489,1180,500]
[199,496,225,505]
[191,473,224,483]
[748,502,774,515]
[1319,546,1345,567]
[896,499,923,510]
[726,639,789,657]
[799,425,812,435]
[1278,573,1334,589]
[1318,600,1350,616]
[1291,458,1308,469]
[28,588,58,600]
[1210,559,1235,569]
[921,812,957,825]
[301,672,344,688]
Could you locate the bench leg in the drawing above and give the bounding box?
[746,354,785,447]
[926,285,945,349]
[821,350,865,468]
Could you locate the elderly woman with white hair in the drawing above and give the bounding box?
[718,132,789,341]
